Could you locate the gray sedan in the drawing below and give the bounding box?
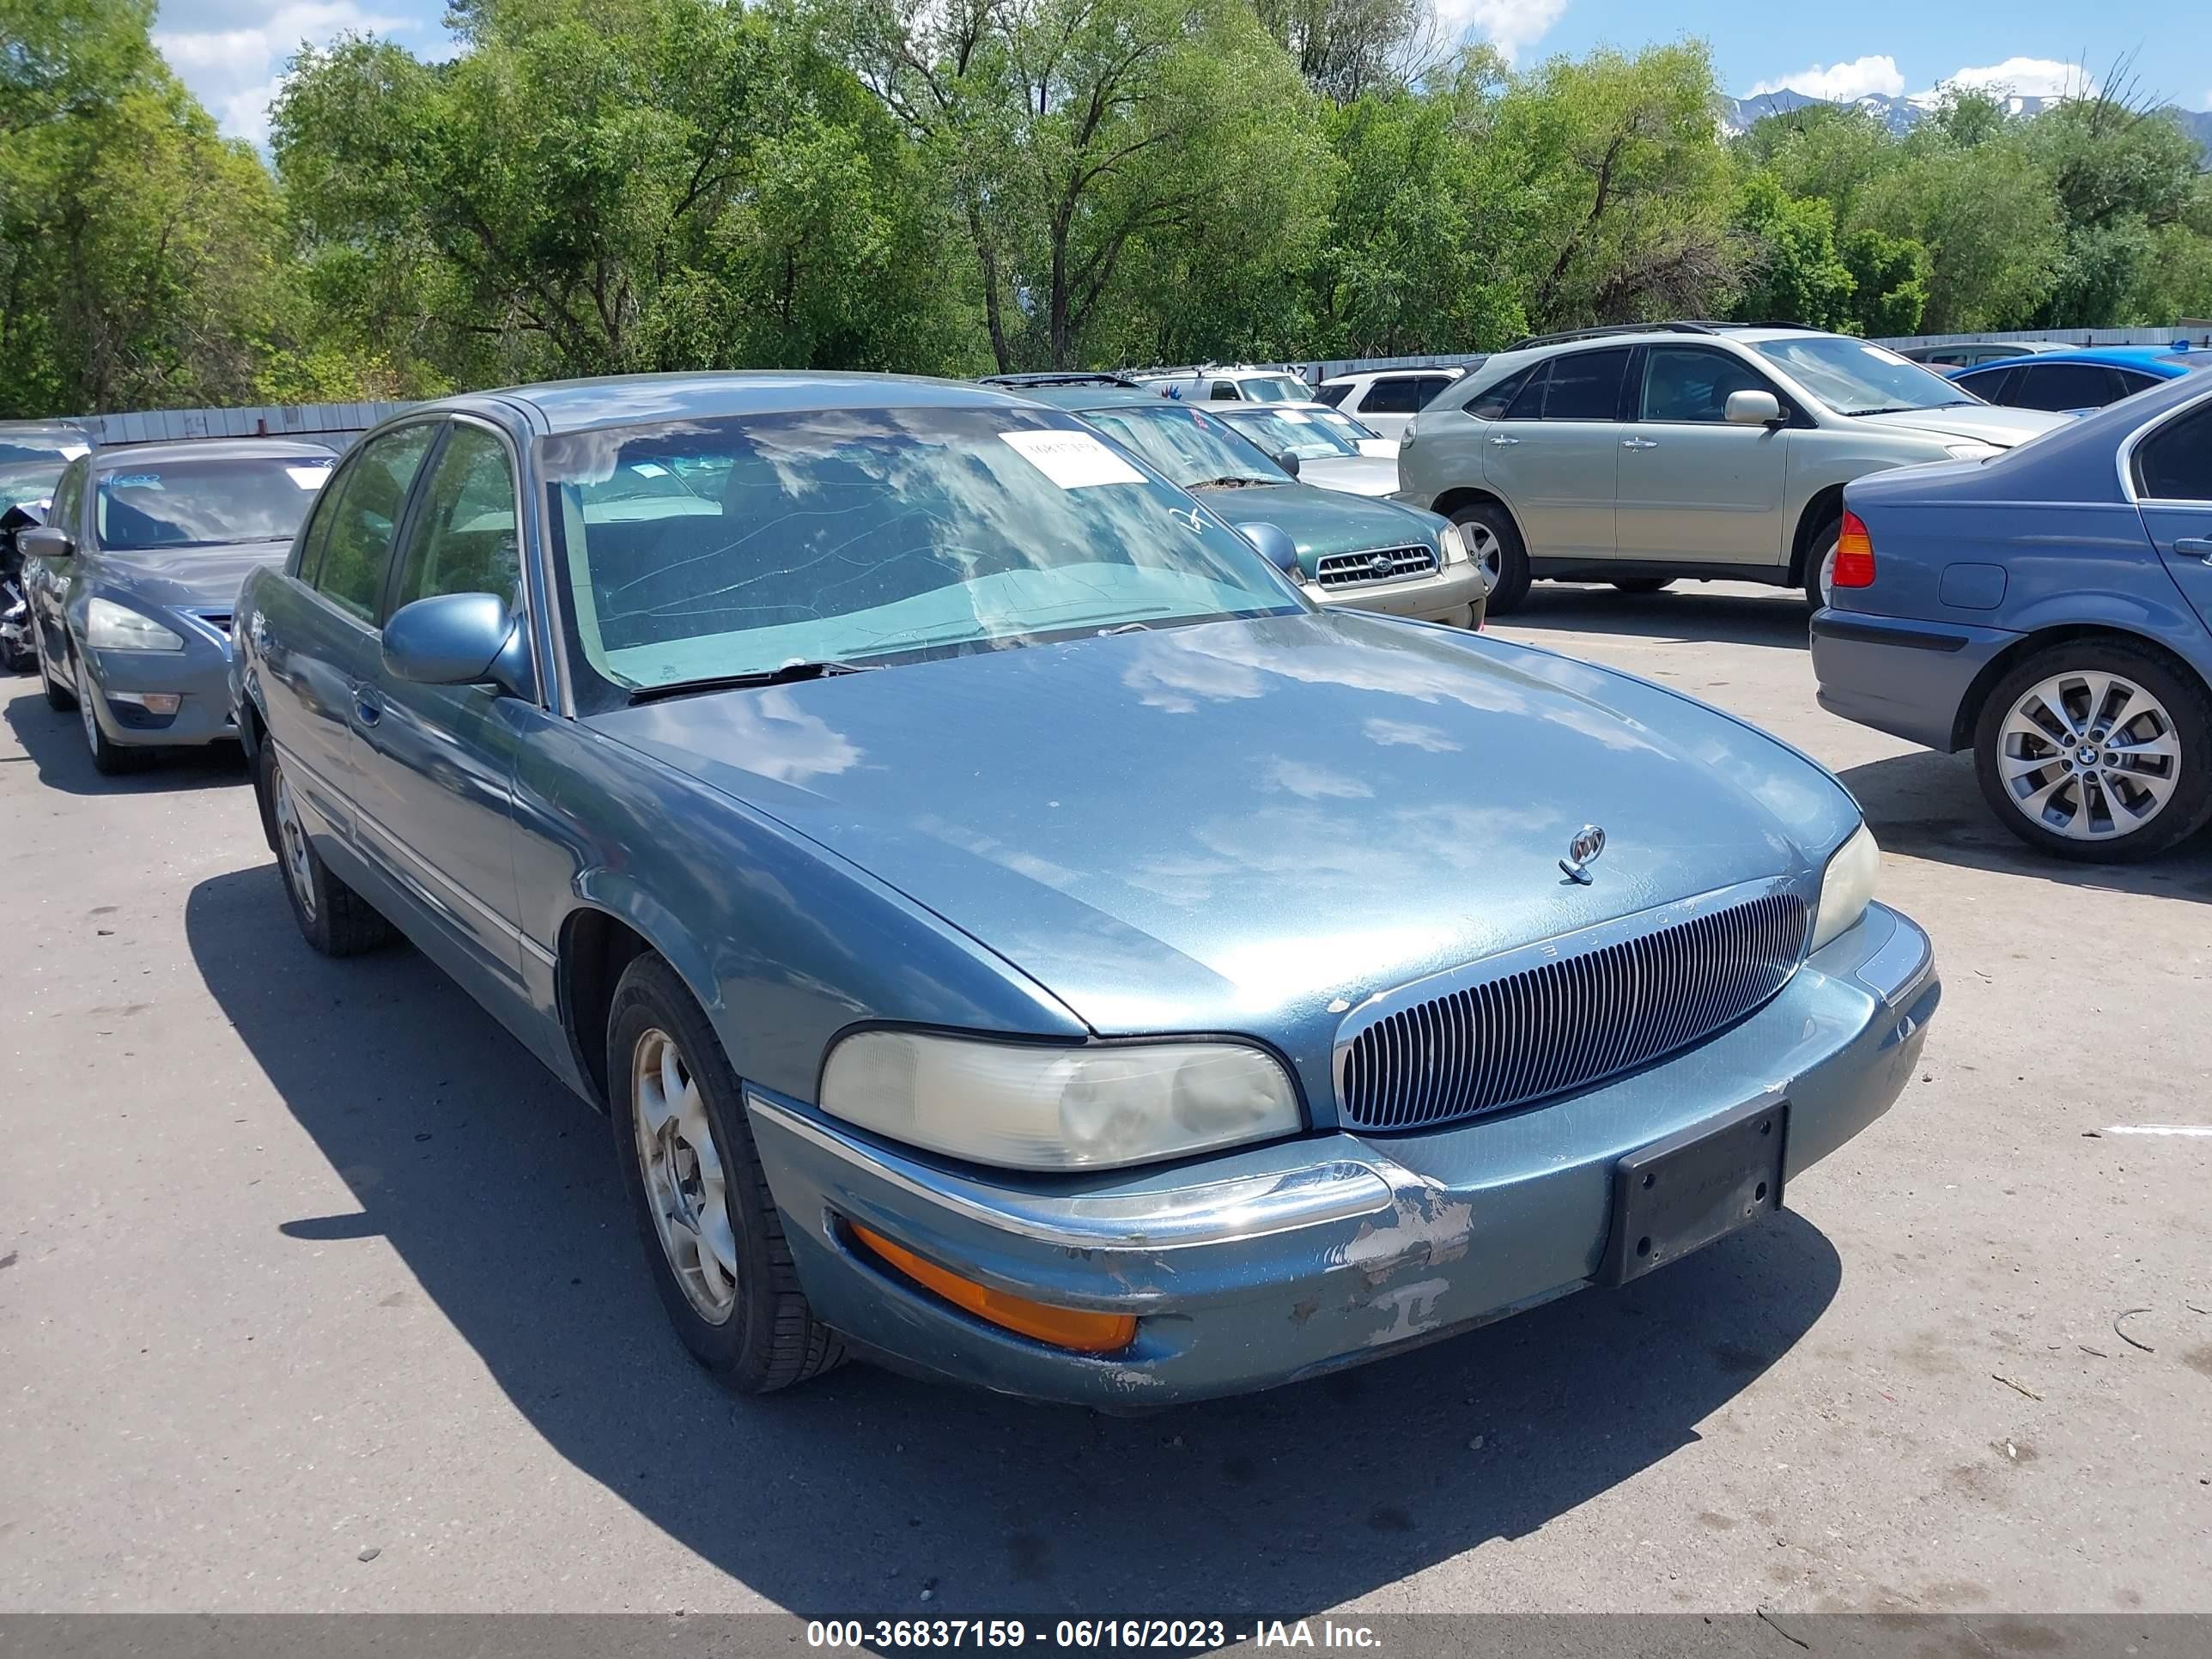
[22,439,334,772]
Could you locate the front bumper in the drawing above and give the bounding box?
[79,636,239,747]
[1809,609,2014,753]
[749,902,1938,1407]
[1305,560,1486,626]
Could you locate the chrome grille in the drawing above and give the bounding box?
[1337,891,1809,1132]
[1316,544,1437,588]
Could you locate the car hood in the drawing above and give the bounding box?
[1190,482,1443,574]
[1849,404,2070,447]
[586,611,1860,1039]
[93,543,289,611]
[1285,455,1399,498]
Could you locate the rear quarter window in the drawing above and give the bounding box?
[2135,401,2212,501]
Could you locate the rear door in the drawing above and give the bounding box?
[352,416,533,986]
[1616,344,1791,567]
[254,421,440,848]
[2131,393,2212,636]
[1480,347,1628,562]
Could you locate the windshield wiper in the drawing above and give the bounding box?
[628,659,880,702]
[1186,475,1275,489]
[1844,405,1926,417]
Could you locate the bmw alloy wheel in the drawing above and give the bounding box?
[632,1027,739,1324]
[1996,670,2182,842]
[270,757,318,921]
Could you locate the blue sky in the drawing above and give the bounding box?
[154,0,2208,144]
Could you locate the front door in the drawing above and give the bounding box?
[1617,344,1792,567]
[1481,346,1628,562]
[2131,395,2212,635]
[352,418,532,986]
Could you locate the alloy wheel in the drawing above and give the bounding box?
[270,758,318,921]
[1462,521,1503,592]
[1996,670,2182,842]
[1817,544,1838,607]
[632,1026,740,1324]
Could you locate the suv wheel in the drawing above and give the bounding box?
[610,953,844,1394]
[1452,502,1529,615]
[1973,642,2212,862]
[1804,517,1841,609]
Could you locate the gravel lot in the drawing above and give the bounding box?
[3,583,2209,1616]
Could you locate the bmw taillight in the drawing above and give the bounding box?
[1832,511,1875,588]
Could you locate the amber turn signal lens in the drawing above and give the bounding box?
[1832,510,1876,588]
[847,1222,1138,1354]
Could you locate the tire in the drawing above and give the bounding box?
[73,652,150,775]
[1973,641,2212,863]
[609,953,844,1394]
[1452,501,1530,615]
[1608,577,1674,594]
[1803,516,1841,610]
[258,741,395,954]
[35,627,75,711]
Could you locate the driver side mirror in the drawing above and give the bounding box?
[1238,521,1304,580]
[17,525,73,563]
[1271,450,1302,478]
[383,592,534,698]
[1725,389,1785,426]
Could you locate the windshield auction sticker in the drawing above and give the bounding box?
[1000,429,1146,489]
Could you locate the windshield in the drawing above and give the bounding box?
[541,405,1306,703]
[0,465,61,511]
[1076,404,1291,489]
[1753,336,1978,416]
[0,436,87,466]
[1218,406,1367,460]
[95,456,333,551]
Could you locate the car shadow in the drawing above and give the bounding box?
[1842,747,2212,904]
[185,863,1844,1617]
[1,682,247,795]
[1499,584,1813,650]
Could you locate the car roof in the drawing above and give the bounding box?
[1008,384,1178,412]
[88,437,337,471]
[1319,366,1466,383]
[476,371,1042,435]
[1952,346,2199,374]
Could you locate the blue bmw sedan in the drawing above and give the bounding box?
[1814,373,2212,862]
[231,374,1937,1404]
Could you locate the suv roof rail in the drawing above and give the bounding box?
[1502,319,1836,351]
[979,371,1140,389]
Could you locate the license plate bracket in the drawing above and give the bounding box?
[1600,1095,1788,1286]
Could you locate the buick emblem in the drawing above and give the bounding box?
[1559,823,1606,884]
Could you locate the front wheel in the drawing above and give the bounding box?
[1451,502,1529,615]
[1973,642,2212,862]
[610,953,843,1394]
[74,653,149,775]
[36,627,76,711]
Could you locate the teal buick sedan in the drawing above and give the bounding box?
[230,372,1938,1404]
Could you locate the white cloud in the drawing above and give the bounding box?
[1433,0,1569,64]
[155,0,423,142]
[1912,56,2094,105]
[1746,55,1905,104]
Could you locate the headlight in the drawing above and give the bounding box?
[1400,419,1417,447]
[1440,522,1468,564]
[1809,823,1879,952]
[1942,441,1999,461]
[85,597,184,652]
[819,1030,1303,1170]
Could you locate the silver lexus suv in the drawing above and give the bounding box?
[1395,323,2070,613]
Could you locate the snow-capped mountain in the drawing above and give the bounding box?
[1720,88,2067,137]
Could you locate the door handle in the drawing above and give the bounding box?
[2176,537,2212,560]
[1488,434,1521,447]
[1621,437,1659,450]
[352,686,382,727]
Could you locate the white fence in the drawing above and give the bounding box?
[76,402,412,450]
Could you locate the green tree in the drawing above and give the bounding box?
[1730,173,1853,329]
[1838,228,1930,337]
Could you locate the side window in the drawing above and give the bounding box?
[388,425,521,617]
[1954,366,2014,404]
[1314,383,1352,408]
[48,461,85,537]
[293,459,348,580]
[1536,348,1631,421]
[313,423,439,623]
[1466,368,1533,420]
[1413,376,1453,407]
[2012,364,2118,413]
[2112,370,2160,398]
[1359,378,1421,415]
[2136,402,2212,501]
[1208,381,1241,401]
[1638,347,1771,423]
[1502,362,1552,420]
